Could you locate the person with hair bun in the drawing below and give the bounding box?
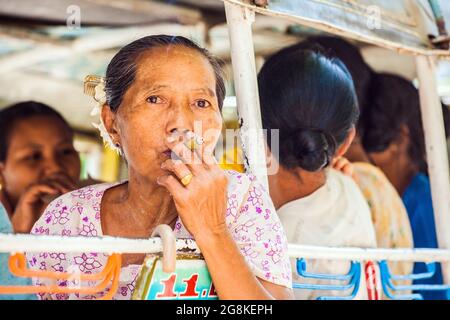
[258,44,377,299]
[299,37,414,284]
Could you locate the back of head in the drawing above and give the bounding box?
[300,37,373,110]
[361,74,427,172]
[0,101,71,162]
[258,45,359,172]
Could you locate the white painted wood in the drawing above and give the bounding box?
[416,55,450,283]
[224,1,269,189]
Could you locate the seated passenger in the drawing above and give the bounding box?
[258,43,377,299]
[299,37,413,278]
[26,35,293,300]
[361,73,450,300]
[0,101,81,233]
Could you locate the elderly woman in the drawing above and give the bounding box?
[26,35,293,300]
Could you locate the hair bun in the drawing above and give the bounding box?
[281,128,336,172]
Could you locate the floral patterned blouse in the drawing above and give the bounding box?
[26,170,292,300]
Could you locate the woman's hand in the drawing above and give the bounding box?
[332,157,354,177]
[157,133,293,300]
[157,134,229,243]
[11,174,78,233]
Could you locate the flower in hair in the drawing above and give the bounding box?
[89,81,122,155]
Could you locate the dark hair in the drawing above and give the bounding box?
[0,101,72,162]
[105,35,226,111]
[297,37,374,137]
[259,45,360,172]
[361,73,450,174]
[302,37,373,108]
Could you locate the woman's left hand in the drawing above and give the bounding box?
[332,156,354,177]
[157,134,229,242]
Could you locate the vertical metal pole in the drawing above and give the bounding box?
[224,1,269,190]
[416,55,450,284]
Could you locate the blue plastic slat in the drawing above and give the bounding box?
[296,258,357,281]
[379,260,450,300]
[293,259,362,300]
[317,263,361,300]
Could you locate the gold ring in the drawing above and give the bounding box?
[180,173,193,186]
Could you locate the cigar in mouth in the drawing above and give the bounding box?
[184,132,204,151]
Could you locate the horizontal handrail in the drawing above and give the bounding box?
[0,234,199,254]
[2,234,450,263]
[288,244,450,263]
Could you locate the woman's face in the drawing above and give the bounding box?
[0,116,81,206]
[105,46,223,180]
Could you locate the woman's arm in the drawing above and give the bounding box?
[158,135,294,300]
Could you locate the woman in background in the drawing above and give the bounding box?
[301,36,413,251]
[361,73,450,300]
[258,43,377,299]
[0,101,81,299]
[298,37,414,283]
[0,101,81,233]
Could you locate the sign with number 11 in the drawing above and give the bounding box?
[133,256,218,300]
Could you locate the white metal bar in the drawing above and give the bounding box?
[288,244,450,263]
[224,1,269,190]
[222,0,450,58]
[416,55,450,283]
[0,234,199,254]
[3,234,450,263]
